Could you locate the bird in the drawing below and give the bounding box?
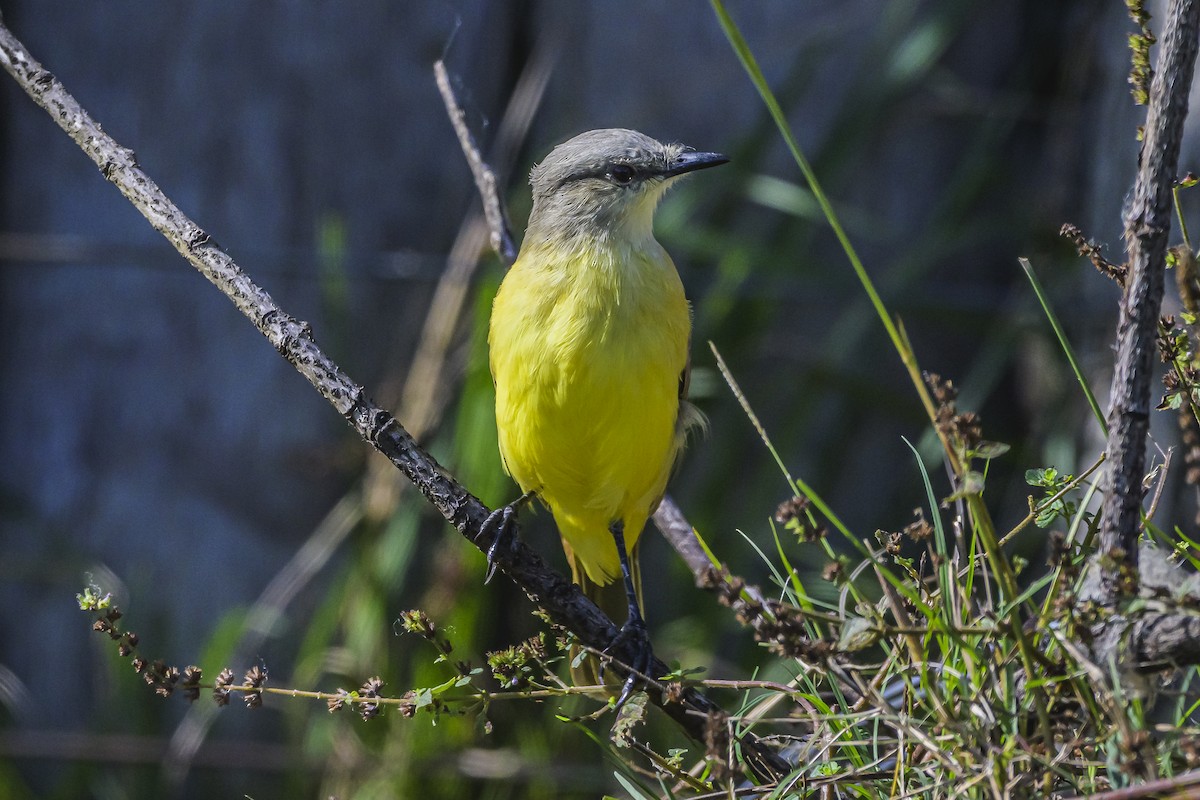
[485,128,727,699]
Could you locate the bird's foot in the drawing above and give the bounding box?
[477,491,535,583]
[477,505,520,584]
[602,615,654,709]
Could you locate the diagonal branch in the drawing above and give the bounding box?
[1096,0,1200,606]
[0,18,786,779]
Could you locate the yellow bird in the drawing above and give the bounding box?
[486,129,727,692]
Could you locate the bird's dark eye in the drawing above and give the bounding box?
[608,164,636,185]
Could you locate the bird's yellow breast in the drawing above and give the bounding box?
[489,235,690,584]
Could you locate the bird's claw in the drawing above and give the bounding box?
[602,617,654,709]
[478,504,519,584]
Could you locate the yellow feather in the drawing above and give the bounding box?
[489,234,690,585]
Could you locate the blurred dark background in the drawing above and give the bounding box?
[1,1,1195,797]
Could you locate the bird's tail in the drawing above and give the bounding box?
[563,536,643,691]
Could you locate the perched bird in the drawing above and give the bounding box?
[486,128,727,696]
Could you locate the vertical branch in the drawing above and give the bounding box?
[1098,0,1200,605]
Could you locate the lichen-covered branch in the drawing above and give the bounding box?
[1097,0,1200,605]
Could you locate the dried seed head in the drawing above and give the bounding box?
[904,509,934,542]
[213,668,234,707]
[1060,222,1128,286]
[154,665,180,698]
[399,690,417,718]
[358,677,384,720]
[397,609,437,639]
[181,666,202,703]
[327,689,349,713]
[774,495,809,524]
[243,665,266,688]
[242,665,267,708]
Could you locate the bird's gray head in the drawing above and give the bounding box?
[524,128,727,245]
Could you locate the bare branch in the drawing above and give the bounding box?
[1128,610,1200,665]
[1097,0,1200,605]
[435,59,517,264]
[652,497,713,584]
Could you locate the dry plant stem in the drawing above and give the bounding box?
[165,491,364,784]
[999,453,1107,546]
[435,59,517,264]
[873,564,924,666]
[1098,0,1200,605]
[1141,446,1173,529]
[218,683,609,704]
[0,21,787,777]
[620,740,712,794]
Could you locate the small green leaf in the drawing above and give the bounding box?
[943,470,985,504]
[838,616,880,652]
[970,441,1011,460]
[657,663,706,681]
[611,691,649,748]
[1163,392,1186,410]
[1025,467,1058,487]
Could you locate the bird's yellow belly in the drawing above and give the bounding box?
[490,244,689,583]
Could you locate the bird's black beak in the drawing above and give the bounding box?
[661,150,729,178]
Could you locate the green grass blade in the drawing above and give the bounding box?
[1019,257,1107,434]
[710,0,969,480]
[709,0,904,358]
[901,437,954,621]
